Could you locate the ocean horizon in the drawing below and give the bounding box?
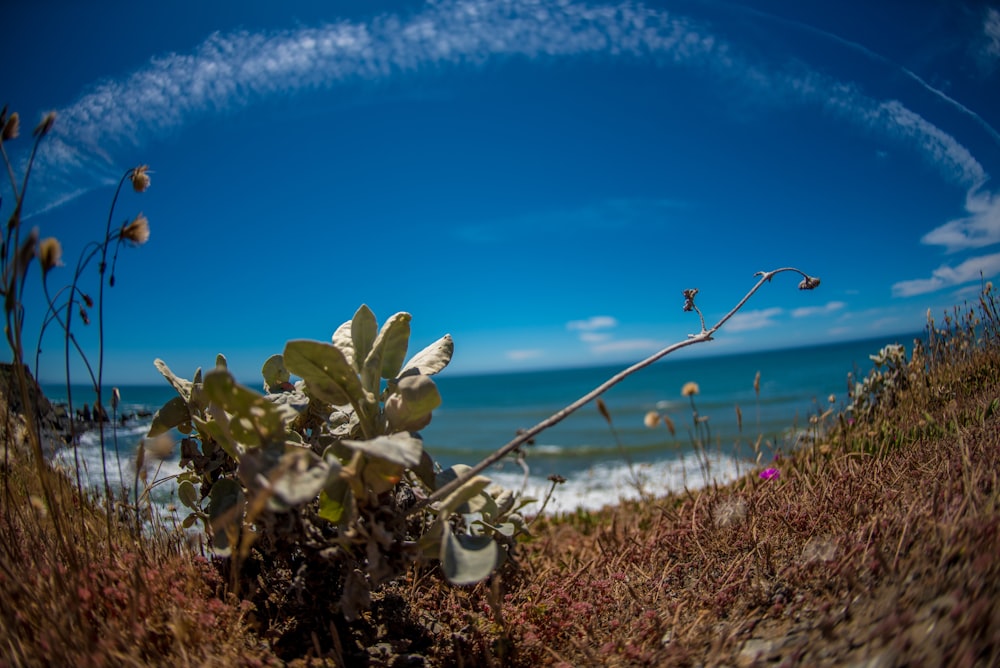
[42,330,922,514]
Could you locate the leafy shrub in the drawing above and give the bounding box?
[149,305,532,628]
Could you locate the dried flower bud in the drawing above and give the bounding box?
[798,275,821,290]
[79,306,90,325]
[130,165,151,193]
[121,213,150,245]
[111,387,121,411]
[82,293,94,308]
[2,112,19,141]
[643,410,661,429]
[596,397,612,424]
[682,288,699,312]
[39,237,62,274]
[15,228,38,280]
[662,414,676,436]
[32,111,56,138]
[682,381,700,397]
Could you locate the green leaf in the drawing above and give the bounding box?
[331,320,355,370]
[147,396,190,438]
[192,415,238,460]
[283,339,363,407]
[318,477,353,524]
[384,374,441,433]
[269,454,336,508]
[399,334,454,378]
[437,466,492,517]
[261,354,290,393]
[177,479,200,510]
[359,456,405,495]
[154,359,193,402]
[207,478,244,553]
[412,450,437,491]
[341,432,424,469]
[351,305,378,374]
[440,522,499,586]
[203,370,284,446]
[367,312,411,381]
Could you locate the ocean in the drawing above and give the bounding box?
[42,332,920,515]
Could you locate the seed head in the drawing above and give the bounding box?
[681,381,700,397]
[130,165,151,193]
[643,411,660,429]
[121,213,150,245]
[39,237,63,274]
[798,275,821,290]
[32,111,56,138]
[682,288,699,312]
[2,112,19,141]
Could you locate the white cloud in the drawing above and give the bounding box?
[981,8,1000,69]
[921,187,1000,252]
[791,301,846,318]
[725,307,783,332]
[506,349,543,361]
[18,0,991,215]
[578,331,612,343]
[891,252,1000,297]
[589,338,662,355]
[567,315,618,331]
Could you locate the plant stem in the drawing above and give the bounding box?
[408,267,818,516]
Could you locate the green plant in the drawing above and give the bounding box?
[150,305,533,626]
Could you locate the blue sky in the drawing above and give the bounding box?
[3,0,1000,385]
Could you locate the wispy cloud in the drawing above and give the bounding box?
[791,301,846,318]
[567,315,618,331]
[892,252,1000,297]
[21,0,992,215]
[506,348,543,361]
[725,307,783,332]
[921,186,1000,252]
[980,8,1000,72]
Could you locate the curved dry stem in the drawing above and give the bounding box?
[408,266,819,516]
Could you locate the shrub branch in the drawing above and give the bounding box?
[409,266,819,516]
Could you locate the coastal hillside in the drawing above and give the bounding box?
[2,290,998,665]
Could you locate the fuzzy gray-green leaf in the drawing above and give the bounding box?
[203,369,284,445]
[440,522,499,586]
[283,339,363,407]
[177,479,200,510]
[341,432,424,469]
[367,312,412,381]
[351,305,378,374]
[399,334,454,379]
[384,374,441,433]
[154,359,193,402]
[147,396,190,438]
[261,354,290,393]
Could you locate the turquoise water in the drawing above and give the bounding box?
[43,331,920,512]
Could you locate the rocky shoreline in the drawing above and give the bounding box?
[0,363,149,452]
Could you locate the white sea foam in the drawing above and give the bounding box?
[52,420,748,526]
[485,453,746,515]
[52,426,184,512]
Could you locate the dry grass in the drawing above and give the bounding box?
[0,386,279,667]
[403,289,1000,667]
[2,288,999,666]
